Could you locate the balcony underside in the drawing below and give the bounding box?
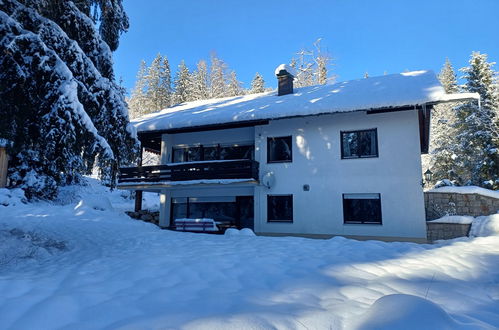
[118,159,259,190]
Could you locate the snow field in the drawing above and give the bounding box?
[0,180,498,329]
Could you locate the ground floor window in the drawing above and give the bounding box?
[267,194,293,222]
[171,196,253,229]
[343,193,382,224]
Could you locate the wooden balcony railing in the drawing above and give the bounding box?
[118,159,259,184]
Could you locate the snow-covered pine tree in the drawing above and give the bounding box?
[173,60,191,105]
[128,60,149,118]
[191,60,209,101]
[147,54,163,112]
[250,72,265,94]
[60,0,129,52]
[38,0,137,184]
[210,53,227,98]
[144,53,172,111]
[0,0,138,198]
[227,71,243,97]
[454,52,499,188]
[158,55,172,108]
[427,58,460,185]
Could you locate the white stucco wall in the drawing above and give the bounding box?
[159,110,427,239]
[254,110,427,239]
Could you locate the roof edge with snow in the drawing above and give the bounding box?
[132,70,480,135]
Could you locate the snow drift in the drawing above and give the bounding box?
[0,179,498,329]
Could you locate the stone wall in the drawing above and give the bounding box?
[426,222,471,242]
[424,192,499,220]
[126,210,160,226]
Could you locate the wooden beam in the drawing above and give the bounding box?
[0,147,8,188]
[134,190,143,212]
[417,105,432,154]
[134,146,144,212]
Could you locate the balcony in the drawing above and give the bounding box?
[118,159,259,186]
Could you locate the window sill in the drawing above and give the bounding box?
[344,222,382,225]
[341,155,378,160]
[267,160,293,164]
[267,220,293,223]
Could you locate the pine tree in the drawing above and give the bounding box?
[250,72,265,94]
[0,0,138,198]
[173,60,191,104]
[210,53,227,98]
[63,0,130,52]
[454,52,499,187]
[147,53,163,111]
[227,71,243,97]
[158,55,172,108]
[191,60,209,101]
[427,58,460,185]
[128,60,149,118]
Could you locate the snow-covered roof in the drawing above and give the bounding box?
[133,70,479,134]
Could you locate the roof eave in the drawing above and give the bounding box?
[425,92,480,106]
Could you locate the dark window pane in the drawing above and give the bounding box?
[359,130,377,157]
[237,196,254,229]
[173,148,187,163]
[172,198,188,220]
[267,195,293,222]
[188,197,237,225]
[187,147,202,162]
[268,136,292,162]
[221,145,255,160]
[341,132,358,158]
[175,144,253,162]
[341,129,377,159]
[219,146,234,160]
[203,146,219,161]
[343,194,381,224]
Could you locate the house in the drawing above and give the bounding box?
[118,67,478,242]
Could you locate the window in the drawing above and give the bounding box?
[267,195,293,222]
[220,145,254,161]
[171,196,254,229]
[172,196,237,224]
[343,193,382,224]
[341,129,378,159]
[172,146,201,163]
[173,147,188,163]
[172,144,254,163]
[267,136,292,163]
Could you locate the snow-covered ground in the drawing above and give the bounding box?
[1,179,498,329]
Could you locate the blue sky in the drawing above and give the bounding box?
[114,0,499,93]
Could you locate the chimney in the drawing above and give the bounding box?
[275,64,295,96]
